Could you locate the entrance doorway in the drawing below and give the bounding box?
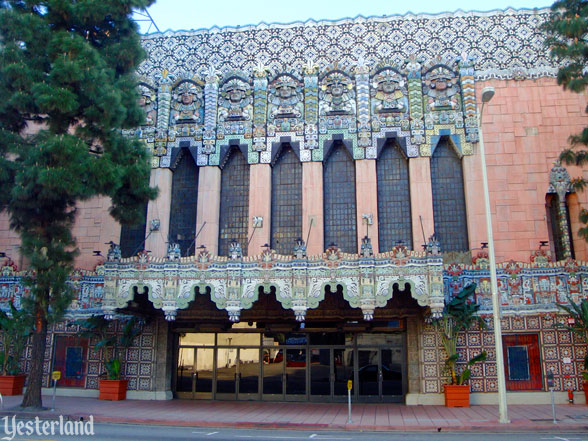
[175,330,407,402]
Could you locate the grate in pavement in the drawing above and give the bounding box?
[530,418,559,422]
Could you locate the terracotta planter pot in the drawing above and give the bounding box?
[444,384,470,407]
[583,381,588,405]
[0,375,26,396]
[99,379,128,401]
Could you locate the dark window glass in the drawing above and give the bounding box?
[430,139,468,252]
[377,140,412,251]
[271,146,302,255]
[218,148,250,256]
[120,202,148,258]
[169,151,199,256]
[546,194,574,260]
[324,143,357,253]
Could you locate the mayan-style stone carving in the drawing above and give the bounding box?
[320,71,356,116]
[170,80,204,125]
[371,68,408,116]
[138,83,157,127]
[423,65,460,112]
[218,76,253,123]
[106,242,121,261]
[293,238,307,259]
[229,241,243,259]
[268,74,303,120]
[167,242,181,261]
[360,236,373,257]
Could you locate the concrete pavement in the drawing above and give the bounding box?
[0,395,587,432]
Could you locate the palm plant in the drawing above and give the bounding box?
[435,283,487,385]
[0,302,33,376]
[556,296,588,380]
[77,315,142,380]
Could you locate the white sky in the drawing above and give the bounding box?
[135,0,554,34]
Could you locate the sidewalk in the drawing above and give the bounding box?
[0,395,587,432]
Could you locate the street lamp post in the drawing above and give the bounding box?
[478,86,509,424]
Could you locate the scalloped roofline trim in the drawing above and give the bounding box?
[141,7,551,38]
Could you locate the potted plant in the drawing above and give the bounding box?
[435,283,487,407]
[556,296,588,404]
[78,315,142,400]
[0,302,33,395]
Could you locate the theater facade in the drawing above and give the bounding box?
[1,7,588,405]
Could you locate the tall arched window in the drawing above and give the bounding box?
[323,142,357,253]
[119,203,147,258]
[218,147,250,256]
[377,140,412,251]
[271,145,302,255]
[430,138,468,252]
[169,150,199,256]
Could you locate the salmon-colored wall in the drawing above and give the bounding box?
[195,166,221,255]
[248,163,271,256]
[474,77,588,262]
[145,168,172,258]
[71,196,121,270]
[355,159,379,253]
[302,162,324,256]
[409,157,435,250]
[0,211,23,269]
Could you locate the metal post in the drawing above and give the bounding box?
[347,388,352,424]
[51,379,57,411]
[347,380,352,424]
[551,387,557,424]
[478,88,509,424]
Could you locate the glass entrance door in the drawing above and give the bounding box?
[176,347,214,399]
[310,348,331,400]
[175,331,407,403]
[238,348,260,400]
[194,348,214,399]
[357,348,405,402]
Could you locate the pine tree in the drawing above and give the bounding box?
[542,0,588,239]
[0,0,157,408]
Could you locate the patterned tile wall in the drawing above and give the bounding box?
[420,313,586,394]
[22,319,157,391]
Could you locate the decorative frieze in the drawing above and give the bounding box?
[131,10,557,168]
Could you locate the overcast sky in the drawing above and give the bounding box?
[135,0,554,34]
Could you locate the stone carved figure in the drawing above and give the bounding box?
[138,84,157,126]
[423,66,459,111]
[167,242,181,261]
[170,81,203,125]
[319,71,355,115]
[371,69,407,114]
[106,242,121,261]
[218,77,253,122]
[268,74,303,119]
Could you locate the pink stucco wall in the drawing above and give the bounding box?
[471,78,588,262]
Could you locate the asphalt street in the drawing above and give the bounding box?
[0,422,587,441]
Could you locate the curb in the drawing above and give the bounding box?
[0,409,586,433]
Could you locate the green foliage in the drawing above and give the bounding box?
[0,302,33,375]
[556,296,588,379]
[0,0,157,405]
[77,315,142,380]
[434,284,488,385]
[542,1,588,233]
